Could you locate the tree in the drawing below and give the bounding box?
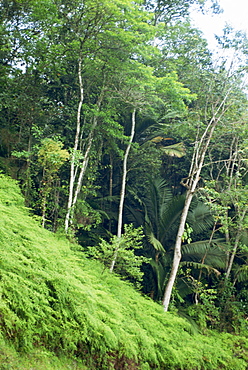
[38,138,69,228]
[87,224,148,288]
[127,177,225,300]
[109,61,196,272]
[144,0,221,25]
[200,126,248,283]
[162,67,247,311]
[60,0,155,233]
[109,62,158,272]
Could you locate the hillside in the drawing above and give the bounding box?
[0,174,247,370]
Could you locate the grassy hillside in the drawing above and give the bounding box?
[0,174,247,370]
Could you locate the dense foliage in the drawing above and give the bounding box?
[0,174,248,369]
[0,0,248,366]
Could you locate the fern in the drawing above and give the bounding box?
[0,174,247,369]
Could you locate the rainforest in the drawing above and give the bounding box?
[0,0,248,368]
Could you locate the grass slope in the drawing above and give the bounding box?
[0,174,247,370]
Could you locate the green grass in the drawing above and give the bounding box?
[0,174,247,369]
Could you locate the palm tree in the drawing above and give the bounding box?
[127,177,226,301]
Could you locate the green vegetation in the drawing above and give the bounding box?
[1,0,248,367]
[0,174,248,369]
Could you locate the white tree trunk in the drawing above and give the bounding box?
[225,206,248,281]
[65,68,105,233]
[162,190,193,310]
[70,123,95,210]
[41,193,47,228]
[162,88,231,311]
[110,108,136,272]
[65,57,84,233]
[109,153,113,233]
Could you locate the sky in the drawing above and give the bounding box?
[191,0,248,51]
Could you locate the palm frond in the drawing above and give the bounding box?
[159,195,185,243]
[182,240,226,269]
[145,177,172,230]
[138,121,173,143]
[147,231,165,252]
[159,142,186,158]
[96,209,111,220]
[126,187,144,206]
[182,240,211,255]
[150,259,168,298]
[148,177,171,199]
[187,202,214,234]
[125,188,145,225]
[180,261,221,276]
[125,205,144,226]
[235,265,248,282]
[160,193,184,219]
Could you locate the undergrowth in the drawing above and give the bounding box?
[0,174,247,369]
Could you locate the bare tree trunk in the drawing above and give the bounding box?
[223,137,245,277]
[41,166,48,228]
[65,61,105,233]
[41,193,47,228]
[109,153,113,233]
[162,89,231,311]
[65,56,84,233]
[69,84,105,220]
[162,190,194,310]
[52,179,60,233]
[110,108,136,272]
[23,124,32,203]
[225,206,248,281]
[70,131,93,209]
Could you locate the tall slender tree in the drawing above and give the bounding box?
[162,68,246,311]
